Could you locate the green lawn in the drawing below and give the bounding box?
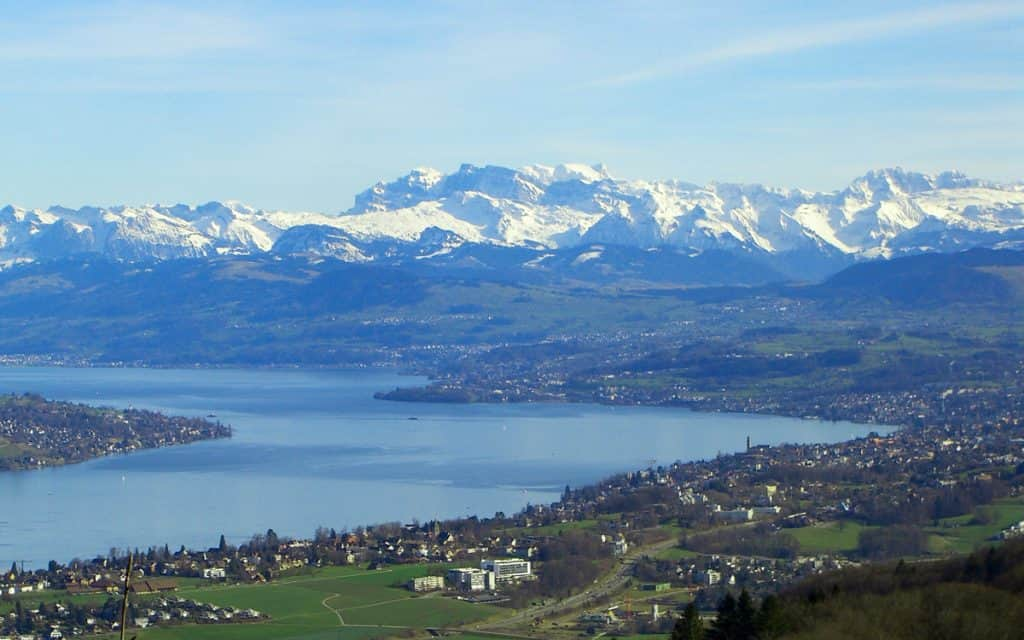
[621,585,692,607]
[341,595,494,627]
[788,499,1024,558]
[927,498,1024,554]
[5,564,502,639]
[128,625,390,640]
[654,546,699,561]
[119,564,501,640]
[788,521,875,555]
[442,635,532,640]
[0,589,111,615]
[498,518,601,537]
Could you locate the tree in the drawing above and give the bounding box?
[735,589,757,639]
[709,592,737,640]
[672,602,704,640]
[755,595,788,639]
[14,601,31,633]
[709,590,758,640]
[219,534,228,553]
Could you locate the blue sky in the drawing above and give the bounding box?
[0,0,1021,211]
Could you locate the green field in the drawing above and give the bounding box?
[442,635,531,640]
[788,521,875,554]
[0,588,113,615]
[787,499,1024,558]
[653,546,699,561]
[0,437,31,459]
[927,498,1024,554]
[112,565,503,640]
[498,518,602,537]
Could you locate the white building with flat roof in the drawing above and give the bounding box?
[409,575,445,592]
[448,567,493,592]
[481,558,531,582]
[714,508,753,523]
[696,569,721,585]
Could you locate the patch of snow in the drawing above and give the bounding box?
[572,248,604,265]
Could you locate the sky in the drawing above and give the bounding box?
[0,0,1022,212]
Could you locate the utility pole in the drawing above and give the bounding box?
[119,553,134,640]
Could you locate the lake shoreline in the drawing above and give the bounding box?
[0,366,883,569]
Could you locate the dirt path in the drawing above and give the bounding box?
[321,593,346,625]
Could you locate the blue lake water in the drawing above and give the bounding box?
[0,367,881,568]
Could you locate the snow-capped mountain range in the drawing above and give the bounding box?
[2,164,1023,279]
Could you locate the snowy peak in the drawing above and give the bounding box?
[845,167,981,202]
[437,164,546,203]
[270,224,370,262]
[349,163,613,215]
[350,167,445,214]
[417,226,465,250]
[520,163,613,185]
[0,166,1022,276]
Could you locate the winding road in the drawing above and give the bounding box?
[477,537,679,630]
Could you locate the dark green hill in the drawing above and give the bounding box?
[813,248,1024,307]
[0,248,1019,368]
[771,539,1024,639]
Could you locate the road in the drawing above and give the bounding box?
[476,536,679,630]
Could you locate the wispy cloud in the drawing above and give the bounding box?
[792,74,1024,92]
[586,1,1024,88]
[0,3,264,61]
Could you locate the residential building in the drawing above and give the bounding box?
[408,575,445,592]
[696,570,721,585]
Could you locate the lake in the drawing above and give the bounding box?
[0,367,881,568]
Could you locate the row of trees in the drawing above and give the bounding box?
[683,524,800,559]
[855,477,1009,526]
[2,599,107,635]
[506,531,612,606]
[671,590,789,640]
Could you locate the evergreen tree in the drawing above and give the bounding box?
[755,594,788,639]
[15,600,30,633]
[736,589,758,639]
[672,602,704,640]
[709,592,737,640]
[708,590,760,640]
[219,534,228,553]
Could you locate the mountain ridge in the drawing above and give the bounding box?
[0,247,1018,366]
[2,165,1022,280]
